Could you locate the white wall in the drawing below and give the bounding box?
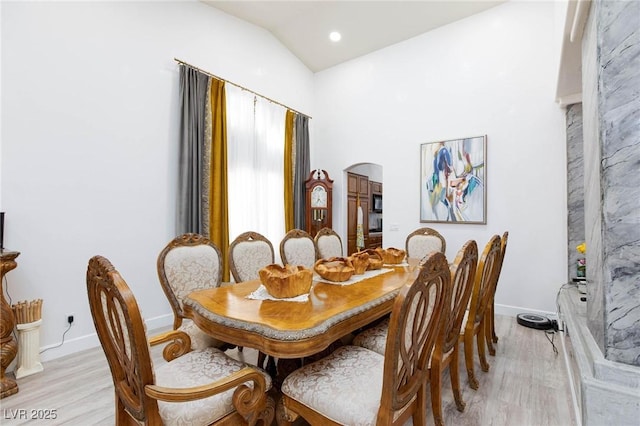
[0,0,314,360]
[313,1,567,315]
[1,0,569,362]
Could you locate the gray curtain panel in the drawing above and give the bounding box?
[177,66,209,235]
[294,114,310,230]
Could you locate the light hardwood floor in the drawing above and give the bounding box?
[0,315,575,425]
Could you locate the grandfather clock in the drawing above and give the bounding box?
[305,169,333,237]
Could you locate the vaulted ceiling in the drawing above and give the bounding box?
[203,1,506,72]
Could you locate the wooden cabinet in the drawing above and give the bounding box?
[347,172,369,255]
[367,182,382,210]
[367,233,382,250]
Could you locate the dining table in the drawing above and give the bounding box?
[183,263,419,362]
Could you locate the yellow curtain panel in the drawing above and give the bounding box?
[209,78,230,281]
[284,110,295,232]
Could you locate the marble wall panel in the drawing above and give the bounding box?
[566,103,585,281]
[597,0,640,366]
[582,0,605,352]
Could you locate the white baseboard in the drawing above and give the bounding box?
[39,313,173,362]
[494,303,557,320]
[36,306,556,362]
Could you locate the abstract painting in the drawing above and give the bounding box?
[420,136,486,224]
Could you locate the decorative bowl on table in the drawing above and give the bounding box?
[314,257,355,282]
[362,249,383,270]
[258,264,313,298]
[374,247,406,265]
[348,251,370,275]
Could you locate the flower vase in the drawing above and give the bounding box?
[577,258,586,278]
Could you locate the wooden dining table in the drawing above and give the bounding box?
[183,264,419,360]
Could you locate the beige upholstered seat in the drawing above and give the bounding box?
[351,317,390,355]
[280,251,450,426]
[405,227,446,261]
[460,235,502,390]
[487,231,509,355]
[156,233,226,350]
[229,231,275,283]
[429,240,478,426]
[279,229,317,269]
[314,227,343,259]
[86,255,275,426]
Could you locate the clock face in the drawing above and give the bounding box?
[311,185,327,208]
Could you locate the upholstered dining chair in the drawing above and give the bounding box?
[460,234,502,390]
[429,240,478,426]
[487,231,509,356]
[229,231,275,283]
[228,231,275,369]
[156,233,226,351]
[405,227,446,261]
[351,235,448,355]
[87,255,275,426]
[314,227,343,259]
[352,240,478,424]
[280,251,450,426]
[279,229,317,269]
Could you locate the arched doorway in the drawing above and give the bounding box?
[344,163,383,255]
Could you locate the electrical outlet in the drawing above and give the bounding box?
[67,314,75,325]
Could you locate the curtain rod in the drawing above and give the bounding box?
[174,58,312,119]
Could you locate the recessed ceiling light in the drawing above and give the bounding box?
[329,31,342,42]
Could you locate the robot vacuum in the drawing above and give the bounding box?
[516,313,553,330]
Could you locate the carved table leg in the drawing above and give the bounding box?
[276,396,298,426]
[275,358,302,389]
[0,251,20,399]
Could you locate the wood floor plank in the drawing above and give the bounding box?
[0,315,575,425]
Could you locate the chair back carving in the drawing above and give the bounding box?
[441,240,478,354]
[406,227,446,260]
[157,233,222,329]
[488,231,509,347]
[314,227,343,259]
[229,231,275,283]
[468,235,502,326]
[497,232,509,280]
[87,256,160,424]
[378,251,450,420]
[279,229,317,269]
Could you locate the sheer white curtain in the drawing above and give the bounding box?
[226,84,286,248]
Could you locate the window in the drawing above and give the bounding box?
[226,85,286,245]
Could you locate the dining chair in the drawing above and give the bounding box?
[429,240,478,426]
[156,233,226,351]
[351,239,447,355]
[279,229,318,269]
[228,231,275,370]
[280,251,450,426]
[460,234,502,390]
[487,231,509,356]
[314,227,343,259]
[86,255,275,426]
[405,227,446,261]
[229,231,275,283]
[352,240,478,424]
